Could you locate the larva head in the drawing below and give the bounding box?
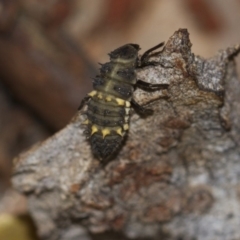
[109,44,140,64]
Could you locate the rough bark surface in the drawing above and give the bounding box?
[12,29,240,240]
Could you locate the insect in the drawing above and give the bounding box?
[78,42,168,161]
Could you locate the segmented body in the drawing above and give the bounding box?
[83,44,139,160]
[79,42,168,160]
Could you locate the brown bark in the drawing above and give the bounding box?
[12,29,240,240]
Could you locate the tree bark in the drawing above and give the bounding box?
[12,29,240,240]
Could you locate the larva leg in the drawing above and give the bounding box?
[131,98,153,115]
[138,42,165,68]
[78,96,91,110]
[136,80,168,91]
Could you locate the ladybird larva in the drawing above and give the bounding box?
[79,42,169,161]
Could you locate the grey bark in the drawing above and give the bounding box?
[12,29,240,240]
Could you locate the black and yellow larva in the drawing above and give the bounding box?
[78,42,168,160]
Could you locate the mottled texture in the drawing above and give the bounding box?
[12,29,240,240]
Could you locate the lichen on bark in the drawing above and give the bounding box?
[12,29,240,240]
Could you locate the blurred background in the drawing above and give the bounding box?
[0,0,240,239]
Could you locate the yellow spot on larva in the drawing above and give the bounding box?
[125,101,131,107]
[102,128,111,138]
[106,96,112,102]
[97,93,103,99]
[91,125,98,135]
[116,127,123,136]
[88,90,97,97]
[116,98,125,106]
[125,108,130,115]
[123,124,129,131]
[82,119,89,125]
